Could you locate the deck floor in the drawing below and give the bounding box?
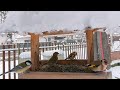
[19,72,112,79]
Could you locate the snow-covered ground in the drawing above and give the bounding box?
[108,59,120,79]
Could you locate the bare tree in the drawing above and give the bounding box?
[0,11,8,23]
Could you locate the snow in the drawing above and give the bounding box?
[19,51,31,59]
[108,59,120,79]
[0,33,9,44]
[1,11,120,34]
[111,41,120,51]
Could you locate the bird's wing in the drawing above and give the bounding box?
[11,63,27,72]
[11,66,24,72]
[15,66,31,73]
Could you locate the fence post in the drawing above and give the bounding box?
[18,43,20,60]
[2,45,5,79]
[13,44,16,79]
[8,45,11,79]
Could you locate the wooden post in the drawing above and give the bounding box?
[2,45,5,79]
[85,28,98,64]
[13,44,16,79]
[30,33,40,71]
[85,28,104,64]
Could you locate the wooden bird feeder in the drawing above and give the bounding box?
[19,28,112,79]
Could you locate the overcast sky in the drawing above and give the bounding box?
[0,11,120,34]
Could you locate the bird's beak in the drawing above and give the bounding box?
[104,61,108,65]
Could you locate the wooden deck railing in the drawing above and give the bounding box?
[39,42,88,60]
[0,44,27,79]
[0,42,87,79]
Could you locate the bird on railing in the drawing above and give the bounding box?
[0,60,32,76]
[65,51,77,60]
[48,52,59,64]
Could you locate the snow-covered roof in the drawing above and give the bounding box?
[15,35,30,39]
[1,11,120,34]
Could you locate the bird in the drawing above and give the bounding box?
[88,59,108,72]
[0,60,32,76]
[65,51,77,60]
[48,52,59,64]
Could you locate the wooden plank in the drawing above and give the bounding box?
[102,32,111,64]
[95,32,101,60]
[8,45,11,79]
[93,32,98,61]
[85,30,95,64]
[19,72,112,79]
[93,31,111,64]
[31,33,40,71]
[13,44,16,79]
[2,45,5,79]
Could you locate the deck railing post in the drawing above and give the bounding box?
[2,45,5,79]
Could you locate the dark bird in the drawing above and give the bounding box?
[48,52,59,64]
[88,59,108,72]
[65,52,77,60]
[0,60,32,76]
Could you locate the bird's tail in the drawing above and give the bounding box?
[0,71,11,76]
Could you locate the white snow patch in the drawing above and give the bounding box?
[106,59,120,79]
[19,51,31,59]
[111,41,120,51]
